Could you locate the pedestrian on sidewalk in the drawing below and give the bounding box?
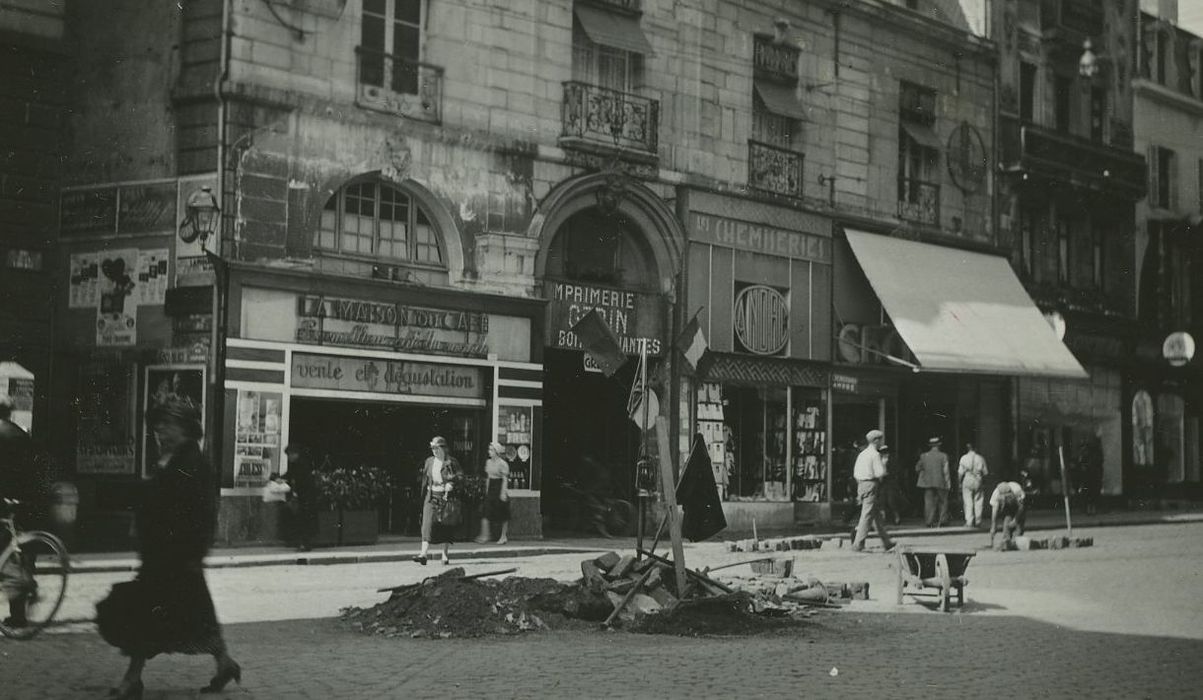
[958,442,989,527]
[0,395,45,630]
[915,437,950,527]
[878,445,906,525]
[284,443,317,552]
[475,442,510,545]
[851,429,895,552]
[989,480,1027,549]
[96,399,242,699]
[413,436,461,566]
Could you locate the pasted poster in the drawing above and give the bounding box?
[96,248,139,346]
[142,365,206,477]
[135,248,169,305]
[76,362,137,475]
[68,252,101,309]
[235,390,281,487]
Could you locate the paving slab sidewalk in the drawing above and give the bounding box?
[67,506,1203,574]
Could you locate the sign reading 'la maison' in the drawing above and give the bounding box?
[295,294,490,357]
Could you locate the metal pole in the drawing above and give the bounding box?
[1058,445,1073,538]
[636,338,649,558]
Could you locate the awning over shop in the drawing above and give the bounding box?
[844,229,1088,379]
[754,82,809,121]
[901,121,944,151]
[574,4,655,56]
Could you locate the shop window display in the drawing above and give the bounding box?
[497,404,534,490]
[792,388,826,502]
[234,389,282,488]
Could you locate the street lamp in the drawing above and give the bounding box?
[180,186,221,248]
[1079,39,1106,79]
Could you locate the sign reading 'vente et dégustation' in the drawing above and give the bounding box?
[290,353,484,399]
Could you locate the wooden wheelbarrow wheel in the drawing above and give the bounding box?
[935,553,952,612]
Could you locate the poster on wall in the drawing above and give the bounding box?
[68,252,101,309]
[96,248,139,346]
[134,248,169,305]
[76,362,137,475]
[142,364,206,477]
[234,390,281,487]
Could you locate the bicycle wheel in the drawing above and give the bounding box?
[0,531,69,640]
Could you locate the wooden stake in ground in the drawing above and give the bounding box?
[655,416,688,596]
[1058,445,1074,539]
[602,566,656,627]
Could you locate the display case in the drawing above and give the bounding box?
[497,403,534,490]
[235,389,282,488]
[792,387,826,502]
[695,382,729,500]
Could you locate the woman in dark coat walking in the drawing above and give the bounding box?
[97,400,241,698]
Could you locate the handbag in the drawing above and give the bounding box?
[433,495,463,527]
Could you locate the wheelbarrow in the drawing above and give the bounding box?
[895,548,975,612]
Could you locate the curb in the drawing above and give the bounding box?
[69,545,607,575]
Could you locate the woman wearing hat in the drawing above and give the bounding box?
[413,436,462,565]
[97,399,242,698]
[475,442,511,545]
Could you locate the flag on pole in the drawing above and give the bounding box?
[676,313,711,375]
[626,350,644,422]
[571,309,627,377]
[676,432,727,541]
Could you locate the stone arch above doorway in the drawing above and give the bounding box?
[529,173,685,296]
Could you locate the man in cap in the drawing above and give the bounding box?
[915,436,950,527]
[850,429,895,552]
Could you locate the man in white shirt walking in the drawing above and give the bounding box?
[851,429,895,552]
[958,442,989,527]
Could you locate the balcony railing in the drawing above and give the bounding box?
[753,34,799,84]
[561,81,659,155]
[748,140,804,198]
[581,0,641,12]
[897,178,940,226]
[1000,117,1147,198]
[355,47,443,124]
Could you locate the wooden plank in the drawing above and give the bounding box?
[656,416,688,596]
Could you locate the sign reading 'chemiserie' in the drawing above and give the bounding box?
[290,354,484,399]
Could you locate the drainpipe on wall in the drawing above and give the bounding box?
[208,0,232,482]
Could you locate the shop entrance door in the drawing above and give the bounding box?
[288,398,485,535]
[541,348,641,533]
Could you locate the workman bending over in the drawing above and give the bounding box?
[988,481,1026,549]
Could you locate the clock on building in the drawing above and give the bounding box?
[947,122,987,194]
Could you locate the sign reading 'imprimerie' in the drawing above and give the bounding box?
[290,354,484,399]
[546,281,665,356]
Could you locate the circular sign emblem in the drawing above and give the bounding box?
[734,285,789,355]
[947,122,988,194]
[1163,331,1196,367]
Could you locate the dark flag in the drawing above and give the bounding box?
[676,432,727,541]
[571,308,628,377]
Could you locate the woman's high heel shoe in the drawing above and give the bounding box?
[200,660,242,694]
[411,554,428,565]
[106,680,143,700]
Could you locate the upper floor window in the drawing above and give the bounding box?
[571,3,653,94]
[315,180,444,266]
[1019,62,1037,123]
[361,0,422,94]
[1148,146,1177,210]
[1055,217,1070,285]
[1089,86,1105,142]
[1053,74,1073,133]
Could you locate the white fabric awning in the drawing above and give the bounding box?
[844,229,1088,379]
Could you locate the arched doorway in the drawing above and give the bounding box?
[534,176,683,535]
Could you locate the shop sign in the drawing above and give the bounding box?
[689,212,831,264]
[547,281,665,356]
[296,294,490,358]
[1163,332,1196,367]
[290,353,485,399]
[733,285,789,355]
[836,323,906,366]
[832,373,858,393]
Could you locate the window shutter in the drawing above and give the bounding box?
[1167,149,1178,211]
[1148,145,1159,207]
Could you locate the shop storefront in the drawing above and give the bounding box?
[834,228,1084,518]
[680,189,834,529]
[218,266,546,542]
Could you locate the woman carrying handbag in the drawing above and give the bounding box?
[412,436,462,566]
[96,399,242,699]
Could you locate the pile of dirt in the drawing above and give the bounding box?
[629,592,804,637]
[340,568,607,639]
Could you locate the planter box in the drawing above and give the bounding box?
[315,509,380,547]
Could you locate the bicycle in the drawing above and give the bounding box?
[0,498,70,639]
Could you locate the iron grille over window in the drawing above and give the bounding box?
[315,181,444,266]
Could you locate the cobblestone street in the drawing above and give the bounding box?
[3,521,1203,698]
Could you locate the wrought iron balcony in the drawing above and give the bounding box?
[753,34,799,84]
[748,140,804,198]
[560,81,659,156]
[580,0,641,12]
[355,47,443,124]
[1000,117,1146,199]
[897,178,940,226]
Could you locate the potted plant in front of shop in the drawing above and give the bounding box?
[455,473,488,540]
[313,465,393,546]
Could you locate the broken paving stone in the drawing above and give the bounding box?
[1072,537,1094,548]
[581,560,607,593]
[1048,536,1071,550]
[606,579,636,595]
[648,586,678,608]
[593,551,621,572]
[608,554,637,580]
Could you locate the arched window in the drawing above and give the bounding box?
[314,180,444,266]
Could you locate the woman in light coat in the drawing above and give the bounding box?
[412,436,461,565]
